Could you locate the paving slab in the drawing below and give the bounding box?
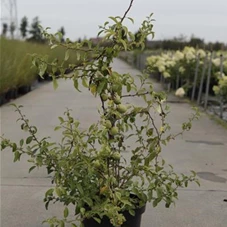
[0,58,227,227]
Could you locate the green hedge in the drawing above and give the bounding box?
[0,38,79,94]
[1,38,37,94]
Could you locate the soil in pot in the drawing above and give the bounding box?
[83,205,146,227]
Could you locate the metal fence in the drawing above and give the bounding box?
[118,51,227,121]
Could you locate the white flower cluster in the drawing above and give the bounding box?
[183,46,196,62]
[213,74,227,99]
[175,87,185,97]
[212,58,221,67]
[147,47,205,79]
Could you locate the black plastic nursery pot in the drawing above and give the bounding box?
[0,93,6,106]
[83,205,146,227]
[18,85,31,95]
[5,89,18,100]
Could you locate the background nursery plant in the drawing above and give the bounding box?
[1,1,199,227]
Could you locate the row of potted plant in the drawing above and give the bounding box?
[146,47,227,100]
[0,37,82,106]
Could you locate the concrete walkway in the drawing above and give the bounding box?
[1,58,227,227]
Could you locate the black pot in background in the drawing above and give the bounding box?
[8,89,18,99]
[18,85,31,95]
[83,205,146,227]
[0,93,6,106]
[5,90,12,101]
[37,72,52,82]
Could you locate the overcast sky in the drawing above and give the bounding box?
[1,0,227,42]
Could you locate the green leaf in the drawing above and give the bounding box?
[12,143,17,152]
[54,126,61,131]
[65,50,70,61]
[14,151,21,162]
[29,166,36,173]
[126,83,131,92]
[120,39,127,51]
[20,139,24,147]
[145,152,156,165]
[39,63,47,78]
[152,199,157,207]
[162,159,165,166]
[71,224,78,227]
[77,183,84,195]
[57,31,63,40]
[128,209,135,216]
[82,78,88,88]
[83,197,93,207]
[128,32,135,41]
[52,76,58,90]
[127,17,134,23]
[10,103,18,108]
[51,44,58,49]
[97,30,104,37]
[157,187,163,198]
[60,220,65,227]
[196,180,200,186]
[73,78,81,92]
[115,192,121,200]
[109,16,119,24]
[148,190,153,200]
[97,80,106,94]
[45,201,50,210]
[26,136,33,144]
[31,57,38,68]
[45,188,54,197]
[90,84,97,95]
[58,117,64,123]
[55,187,62,197]
[93,217,101,224]
[191,170,196,176]
[64,207,69,218]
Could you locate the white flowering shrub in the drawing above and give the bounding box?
[146,47,227,100]
[213,73,227,101]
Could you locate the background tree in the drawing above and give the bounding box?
[10,22,16,39]
[20,16,28,39]
[58,26,65,42]
[28,17,43,43]
[189,35,204,49]
[212,41,224,51]
[2,23,8,37]
[173,34,187,43]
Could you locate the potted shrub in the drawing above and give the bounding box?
[1,1,199,226]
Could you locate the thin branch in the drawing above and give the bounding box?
[16,107,41,146]
[121,91,149,98]
[147,112,160,139]
[121,0,134,23]
[100,97,107,116]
